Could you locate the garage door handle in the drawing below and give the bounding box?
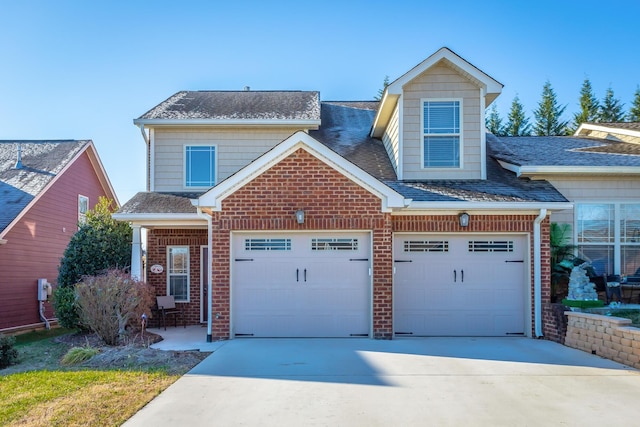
[453,270,456,282]
[296,268,299,282]
[461,269,464,283]
[304,268,307,282]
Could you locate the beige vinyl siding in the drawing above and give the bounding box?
[549,177,640,229]
[382,104,400,174]
[402,62,482,180]
[153,127,300,192]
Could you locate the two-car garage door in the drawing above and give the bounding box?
[232,232,371,337]
[394,234,527,337]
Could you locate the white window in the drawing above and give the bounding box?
[421,99,461,168]
[576,203,640,277]
[167,246,189,302]
[185,145,216,188]
[78,195,89,225]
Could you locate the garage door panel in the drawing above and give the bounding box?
[233,232,370,338]
[395,234,526,337]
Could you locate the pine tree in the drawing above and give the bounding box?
[486,104,505,136]
[571,78,599,131]
[629,86,640,122]
[374,75,390,101]
[598,86,625,122]
[504,95,532,136]
[533,80,569,136]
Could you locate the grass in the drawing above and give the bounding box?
[0,370,178,426]
[0,328,182,426]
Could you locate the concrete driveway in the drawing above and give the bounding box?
[125,338,640,426]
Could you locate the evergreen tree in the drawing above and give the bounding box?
[504,95,532,136]
[486,104,505,136]
[629,86,640,122]
[598,86,625,122]
[533,80,569,136]
[571,78,599,131]
[374,75,390,101]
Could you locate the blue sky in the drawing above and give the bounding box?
[1,0,638,203]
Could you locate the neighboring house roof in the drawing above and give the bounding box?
[0,140,90,234]
[134,91,321,127]
[575,122,640,143]
[489,134,640,177]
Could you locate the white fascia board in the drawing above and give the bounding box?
[196,131,406,212]
[133,118,321,128]
[400,201,573,213]
[575,123,640,139]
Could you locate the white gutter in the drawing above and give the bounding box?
[137,123,150,145]
[497,160,640,177]
[533,208,547,338]
[196,207,214,342]
[399,201,573,211]
[133,118,321,128]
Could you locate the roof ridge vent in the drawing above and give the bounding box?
[243,86,250,91]
[14,143,23,169]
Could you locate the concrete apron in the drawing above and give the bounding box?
[125,337,640,427]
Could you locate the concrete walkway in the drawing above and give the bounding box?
[126,337,640,426]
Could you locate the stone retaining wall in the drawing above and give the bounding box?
[564,311,640,369]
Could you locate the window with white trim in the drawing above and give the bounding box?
[422,99,461,168]
[576,203,640,277]
[167,246,189,302]
[78,195,89,225]
[185,145,216,188]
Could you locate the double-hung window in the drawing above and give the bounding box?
[167,246,189,302]
[185,145,216,188]
[422,99,461,168]
[78,195,89,225]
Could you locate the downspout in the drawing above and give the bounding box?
[534,208,547,338]
[196,207,214,342]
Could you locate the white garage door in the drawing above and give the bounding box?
[394,234,527,337]
[232,232,371,338]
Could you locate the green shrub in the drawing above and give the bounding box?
[75,269,155,345]
[0,334,19,369]
[53,286,80,329]
[60,346,99,365]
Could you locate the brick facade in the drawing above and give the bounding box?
[145,149,553,339]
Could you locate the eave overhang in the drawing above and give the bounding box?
[397,201,573,215]
[497,160,640,178]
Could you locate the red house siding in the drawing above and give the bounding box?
[0,151,112,331]
[146,148,552,339]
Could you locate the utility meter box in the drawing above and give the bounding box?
[37,278,52,301]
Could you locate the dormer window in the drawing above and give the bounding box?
[421,99,462,168]
[185,145,216,188]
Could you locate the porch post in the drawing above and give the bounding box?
[131,225,143,281]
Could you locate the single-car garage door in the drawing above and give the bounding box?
[232,232,371,337]
[394,234,527,337]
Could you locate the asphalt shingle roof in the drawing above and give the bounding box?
[138,91,321,121]
[0,140,89,233]
[117,192,200,215]
[489,134,640,167]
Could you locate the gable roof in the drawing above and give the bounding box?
[371,47,503,138]
[134,91,321,127]
[196,131,407,213]
[489,134,640,177]
[0,140,117,237]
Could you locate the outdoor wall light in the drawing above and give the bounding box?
[459,212,470,227]
[295,209,305,224]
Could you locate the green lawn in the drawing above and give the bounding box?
[0,329,180,426]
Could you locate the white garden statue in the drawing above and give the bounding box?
[566,262,599,301]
